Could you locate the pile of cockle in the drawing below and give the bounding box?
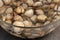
[0,0,60,27]
[0,0,60,38]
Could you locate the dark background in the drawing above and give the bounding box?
[0,26,60,40]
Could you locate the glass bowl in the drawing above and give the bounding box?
[0,0,60,39]
[0,14,60,38]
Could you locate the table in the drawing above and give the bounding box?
[0,26,60,40]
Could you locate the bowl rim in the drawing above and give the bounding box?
[0,14,58,28]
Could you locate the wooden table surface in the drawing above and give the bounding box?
[0,26,60,40]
